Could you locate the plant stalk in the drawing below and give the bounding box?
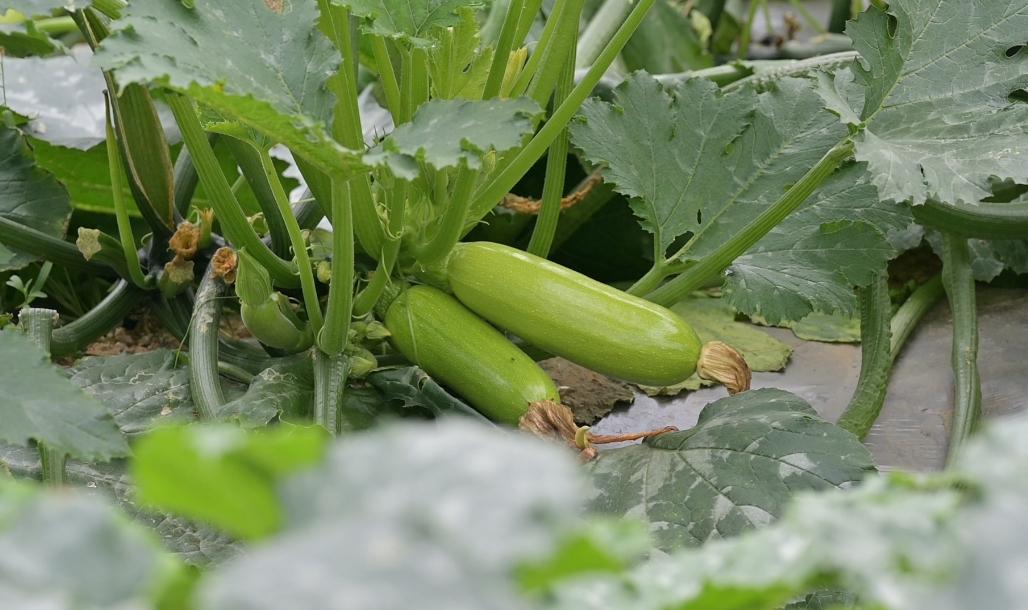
[483,0,528,99]
[166,93,299,287]
[526,47,575,258]
[416,164,478,265]
[470,0,656,224]
[188,266,227,420]
[312,350,349,434]
[105,110,151,289]
[940,234,981,464]
[19,308,67,486]
[645,139,854,307]
[257,149,324,334]
[836,271,891,439]
[319,179,355,356]
[576,0,632,69]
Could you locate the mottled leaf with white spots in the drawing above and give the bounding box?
[587,388,875,551]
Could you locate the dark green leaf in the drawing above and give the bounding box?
[67,349,196,435]
[96,0,363,177]
[367,365,491,421]
[587,388,875,551]
[132,424,329,540]
[215,355,314,426]
[0,125,72,271]
[0,330,128,460]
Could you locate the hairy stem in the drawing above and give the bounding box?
[940,234,981,464]
[312,350,349,434]
[890,275,944,361]
[257,148,324,334]
[189,267,228,420]
[105,110,151,288]
[836,271,892,439]
[646,139,854,307]
[526,28,575,258]
[483,0,528,99]
[319,180,355,356]
[19,308,67,486]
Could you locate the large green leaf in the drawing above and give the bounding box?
[0,126,72,271]
[0,331,128,460]
[0,478,178,610]
[68,349,308,431]
[572,75,909,323]
[339,0,484,44]
[132,424,328,540]
[215,355,314,425]
[0,21,64,57]
[366,365,491,422]
[821,1,1028,206]
[366,97,542,178]
[587,388,875,552]
[199,420,581,610]
[0,48,107,149]
[67,350,196,435]
[95,0,363,177]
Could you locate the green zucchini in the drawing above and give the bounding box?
[384,285,560,424]
[446,242,702,386]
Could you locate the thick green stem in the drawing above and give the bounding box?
[0,217,110,275]
[166,93,298,287]
[940,234,981,464]
[483,0,528,99]
[319,180,355,356]
[105,111,151,289]
[19,308,67,486]
[258,149,324,334]
[627,261,674,296]
[312,350,349,434]
[417,164,478,266]
[50,280,144,358]
[173,140,202,216]
[353,183,406,317]
[576,0,632,69]
[226,139,292,259]
[526,0,585,107]
[470,0,656,223]
[189,266,227,420]
[370,36,403,122]
[509,0,565,97]
[646,140,854,307]
[912,199,1028,240]
[526,50,575,258]
[836,271,891,439]
[32,16,78,35]
[890,275,945,361]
